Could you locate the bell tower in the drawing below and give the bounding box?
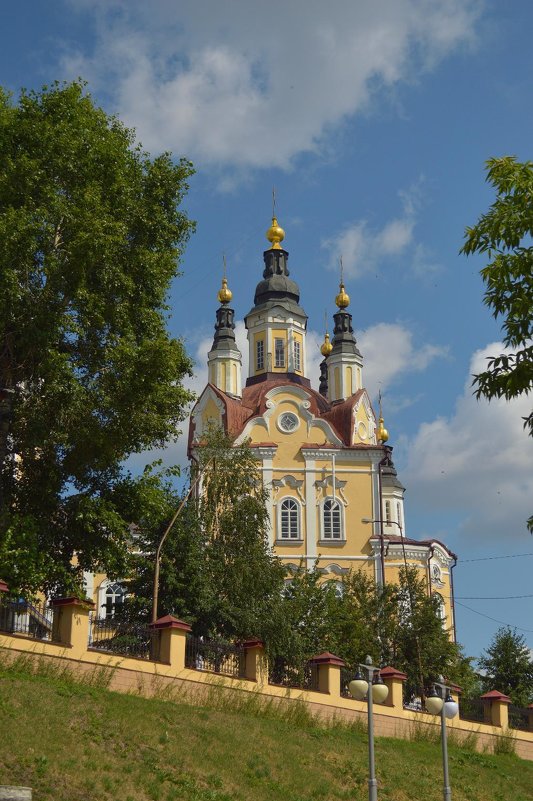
[207,266,242,397]
[244,215,308,384]
[327,272,364,402]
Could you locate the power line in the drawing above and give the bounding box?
[454,600,533,633]
[459,552,533,563]
[456,594,533,600]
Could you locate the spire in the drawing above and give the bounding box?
[208,257,242,397]
[327,260,363,402]
[217,255,232,304]
[244,204,308,386]
[377,390,389,443]
[266,188,285,249]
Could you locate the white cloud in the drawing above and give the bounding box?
[321,178,424,277]
[359,322,448,397]
[62,0,481,169]
[404,342,533,541]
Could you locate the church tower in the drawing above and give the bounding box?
[244,217,308,383]
[327,275,364,402]
[207,268,242,397]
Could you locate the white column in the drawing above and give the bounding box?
[304,457,317,565]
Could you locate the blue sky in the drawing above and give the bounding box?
[2,0,532,661]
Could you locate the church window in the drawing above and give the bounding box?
[103,582,126,619]
[396,502,402,531]
[433,593,446,626]
[280,498,300,539]
[385,500,391,526]
[323,498,343,540]
[278,412,299,433]
[275,338,285,368]
[294,341,301,372]
[256,339,264,370]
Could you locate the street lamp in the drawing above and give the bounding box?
[349,655,389,801]
[425,676,459,801]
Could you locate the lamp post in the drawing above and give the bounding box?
[349,655,389,801]
[425,676,459,801]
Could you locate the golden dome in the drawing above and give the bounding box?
[335,281,350,309]
[217,276,232,304]
[266,216,285,249]
[320,331,333,357]
[377,415,389,443]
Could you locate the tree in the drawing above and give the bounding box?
[127,428,286,642]
[461,156,533,530]
[0,81,195,595]
[478,626,533,707]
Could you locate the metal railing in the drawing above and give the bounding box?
[88,615,160,661]
[459,697,486,723]
[403,687,431,713]
[0,595,56,642]
[185,635,246,678]
[268,658,319,691]
[509,705,530,732]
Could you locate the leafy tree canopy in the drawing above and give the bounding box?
[0,81,195,595]
[478,626,533,707]
[461,156,533,530]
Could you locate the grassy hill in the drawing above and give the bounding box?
[0,656,531,801]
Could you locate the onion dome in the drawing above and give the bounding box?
[335,281,350,309]
[377,415,389,443]
[266,216,285,250]
[320,331,333,357]
[217,276,232,304]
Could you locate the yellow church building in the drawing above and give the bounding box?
[188,215,457,635]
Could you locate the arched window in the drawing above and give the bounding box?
[322,498,343,540]
[433,593,446,626]
[280,498,300,540]
[102,582,126,619]
[396,501,402,530]
[385,500,391,526]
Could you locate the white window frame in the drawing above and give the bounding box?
[385,500,392,526]
[256,339,264,370]
[294,340,301,372]
[274,337,285,368]
[321,497,344,541]
[98,580,127,620]
[278,497,301,540]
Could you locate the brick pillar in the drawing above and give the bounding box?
[51,597,94,655]
[150,615,191,669]
[480,690,511,728]
[380,666,407,710]
[309,652,345,697]
[242,639,267,683]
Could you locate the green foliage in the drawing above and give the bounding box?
[128,428,286,641]
[461,156,533,531]
[478,626,533,707]
[0,81,195,594]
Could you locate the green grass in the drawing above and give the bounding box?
[0,656,531,801]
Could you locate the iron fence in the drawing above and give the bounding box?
[509,705,530,732]
[88,615,160,661]
[459,697,486,723]
[403,687,430,713]
[0,595,56,642]
[268,657,319,691]
[185,635,245,678]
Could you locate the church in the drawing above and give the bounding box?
[188,214,457,635]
